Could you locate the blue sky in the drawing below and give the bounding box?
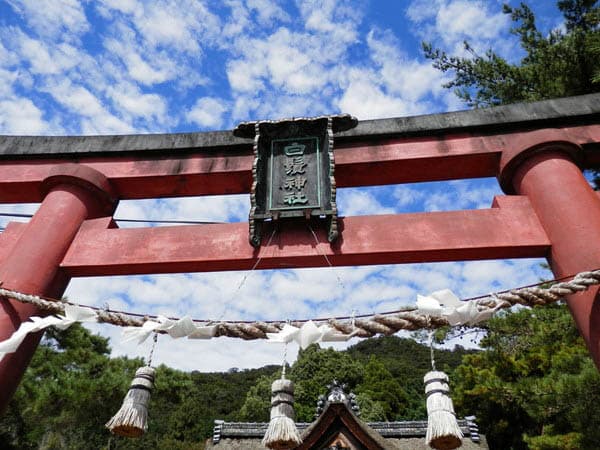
[0,0,563,371]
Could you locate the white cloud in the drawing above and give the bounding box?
[136,8,195,49]
[247,0,290,26]
[421,179,501,212]
[257,93,322,120]
[104,36,176,85]
[6,0,89,40]
[0,97,52,134]
[224,0,365,120]
[17,36,80,75]
[227,59,266,93]
[107,82,167,122]
[366,29,448,101]
[436,0,508,44]
[98,0,220,53]
[0,69,18,98]
[406,0,441,23]
[393,186,426,209]
[41,79,133,134]
[97,0,140,16]
[263,30,316,92]
[297,0,360,45]
[337,188,396,216]
[222,0,252,37]
[228,28,332,96]
[115,195,248,226]
[231,95,261,122]
[334,27,453,120]
[0,41,20,68]
[186,97,229,129]
[336,68,425,119]
[407,0,511,56]
[43,80,98,115]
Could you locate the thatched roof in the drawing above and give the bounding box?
[207,381,488,449]
[206,416,488,449]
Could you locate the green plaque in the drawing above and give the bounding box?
[269,137,321,211]
[234,115,357,247]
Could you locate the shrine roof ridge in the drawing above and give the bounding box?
[1,93,599,158]
[211,418,480,441]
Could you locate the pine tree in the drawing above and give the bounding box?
[452,304,600,449]
[423,0,600,108]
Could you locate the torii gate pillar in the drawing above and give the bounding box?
[500,141,600,364]
[0,164,116,413]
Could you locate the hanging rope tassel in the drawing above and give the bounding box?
[263,343,301,450]
[106,365,155,437]
[424,371,463,450]
[106,333,158,438]
[262,377,302,450]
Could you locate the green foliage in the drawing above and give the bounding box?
[237,337,472,427]
[524,430,582,450]
[238,374,274,422]
[238,338,469,425]
[355,356,409,421]
[0,324,278,449]
[354,393,386,422]
[0,327,470,448]
[452,304,600,449]
[1,324,141,449]
[423,0,600,107]
[289,345,364,422]
[347,335,472,420]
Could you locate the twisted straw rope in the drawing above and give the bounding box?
[1,269,599,341]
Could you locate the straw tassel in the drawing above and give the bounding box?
[262,377,302,450]
[106,366,155,438]
[424,370,463,450]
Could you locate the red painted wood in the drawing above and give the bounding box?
[0,125,598,202]
[61,196,549,276]
[511,150,600,368]
[0,222,25,266]
[0,165,116,414]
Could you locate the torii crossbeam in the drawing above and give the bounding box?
[1,93,600,414]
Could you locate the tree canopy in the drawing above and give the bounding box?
[423,0,600,107]
[452,303,600,449]
[0,326,471,449]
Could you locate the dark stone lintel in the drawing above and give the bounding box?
[1,93,599,159]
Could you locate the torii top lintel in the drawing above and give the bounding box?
[0,93,599,203]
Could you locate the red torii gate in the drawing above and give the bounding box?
[1,93,600,414]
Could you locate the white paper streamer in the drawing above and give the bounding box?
[0,304,220,363]
[0,305,98,362]
[266,321,358,348]
[416,295,444,317]
[0,320,48,359]
[319,324,359,342]
[121,316,217,343]
[417,289,501,326]
[266,324,301,344]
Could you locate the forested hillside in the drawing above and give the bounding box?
[0,326,471,449]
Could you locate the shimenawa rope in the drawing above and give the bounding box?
[1,269,599,340]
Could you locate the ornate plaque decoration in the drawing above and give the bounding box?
[234,115,358,247]
[315,380,360,418]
